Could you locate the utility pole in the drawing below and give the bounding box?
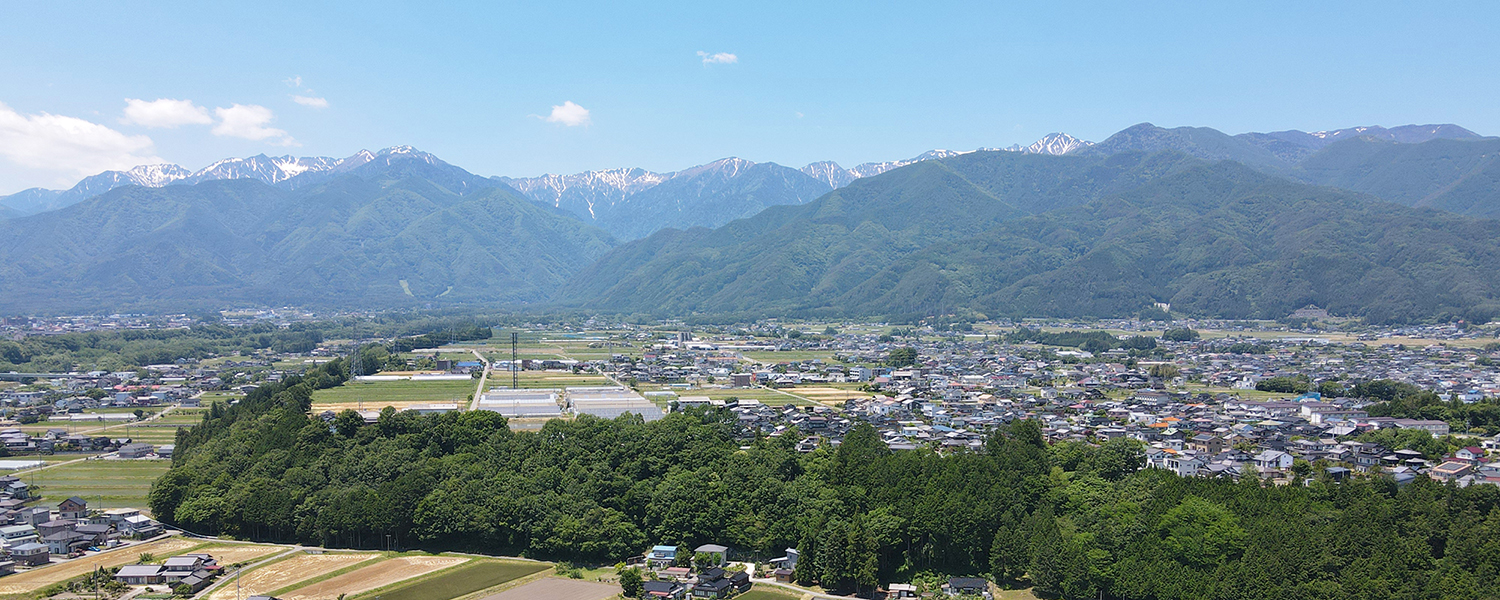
[511,333,519,390]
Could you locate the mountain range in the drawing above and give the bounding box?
[1,122,1497,321]
[563,148,1500,323]
[1,133,1093,240]
[0,149,612,313]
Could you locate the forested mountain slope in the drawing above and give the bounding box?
[845,162,1500,322]
[562,150,1500,322]
[560,150,1200,317]
[1294,137,1500,218]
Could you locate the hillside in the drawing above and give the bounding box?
[560,150,1200,316]
[562,153,1500,323]
[0,159,615,313]
[1078,123,1293,173]
[850,162,1500,322]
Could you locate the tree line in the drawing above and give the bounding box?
[151,377,1500,599]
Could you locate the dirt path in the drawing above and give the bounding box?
[470,349,490,411]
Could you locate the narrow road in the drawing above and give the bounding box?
[469,349,491,411]
[11,405,181,477]
[191,544,305,600]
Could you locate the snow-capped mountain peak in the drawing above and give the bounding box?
[122,164,192,187]
[1022,133,1094,155]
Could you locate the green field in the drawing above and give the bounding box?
[487,371,613,390]
[356,560,549,600]
[312,379,476,406]
[742,350,841,363]
[29,459,171,509]
[737,586,801,600]
[199,391,244,402]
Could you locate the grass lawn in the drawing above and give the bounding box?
[356,560,550,600]
[29,459,171,509]
[737,586,802,600]
[311,379,475,407]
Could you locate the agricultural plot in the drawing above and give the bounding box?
[193,543,291,565]
[311,379,475,411]
[783,385,870,406]
[207,552,377,600]
[477,577,617,600]
[0,537,202,595]
[736,587,803,600]
[483,371,611,390]
[364,560,550,600]
[29,458,172,509]
[282,555,469,600]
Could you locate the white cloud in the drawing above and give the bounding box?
[544,101,591,127]
[120,98,213,128]
[212,104,297,145]
[292,95,329,108]
[697,51,738,65]
[0,102,163,178]
[284,76,303,88]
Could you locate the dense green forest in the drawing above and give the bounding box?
[151,376,1500,599]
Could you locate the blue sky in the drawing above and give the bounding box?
[1,0,1497,193]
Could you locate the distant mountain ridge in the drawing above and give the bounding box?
[560,150,1500,323]
[0,151,613,313]
[0,148,428,216]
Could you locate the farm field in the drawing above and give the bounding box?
[362,560,550,600]
[736,587,802,600]
[199,391,244,402]
[29,458,172,508]
[783,385,869,405]
[483,371,613,390]
[282,555,469,600]
[113,422,187,445]
[0,537,201,596]
[193,543,291,565]
[477,577,616,600]
[311,379,475,410]
[208,552,378,600]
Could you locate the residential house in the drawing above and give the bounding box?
[945,576,990,597]
[1430,461,1474,482]
[0,524,37,545]
[9,541,48,566]
[647,545,679,569]
[693,544,729,567]
[643,579,686,600]
[115,565,165,585]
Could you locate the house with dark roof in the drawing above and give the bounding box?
[58,496,87,520]
[945,576,989,596]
